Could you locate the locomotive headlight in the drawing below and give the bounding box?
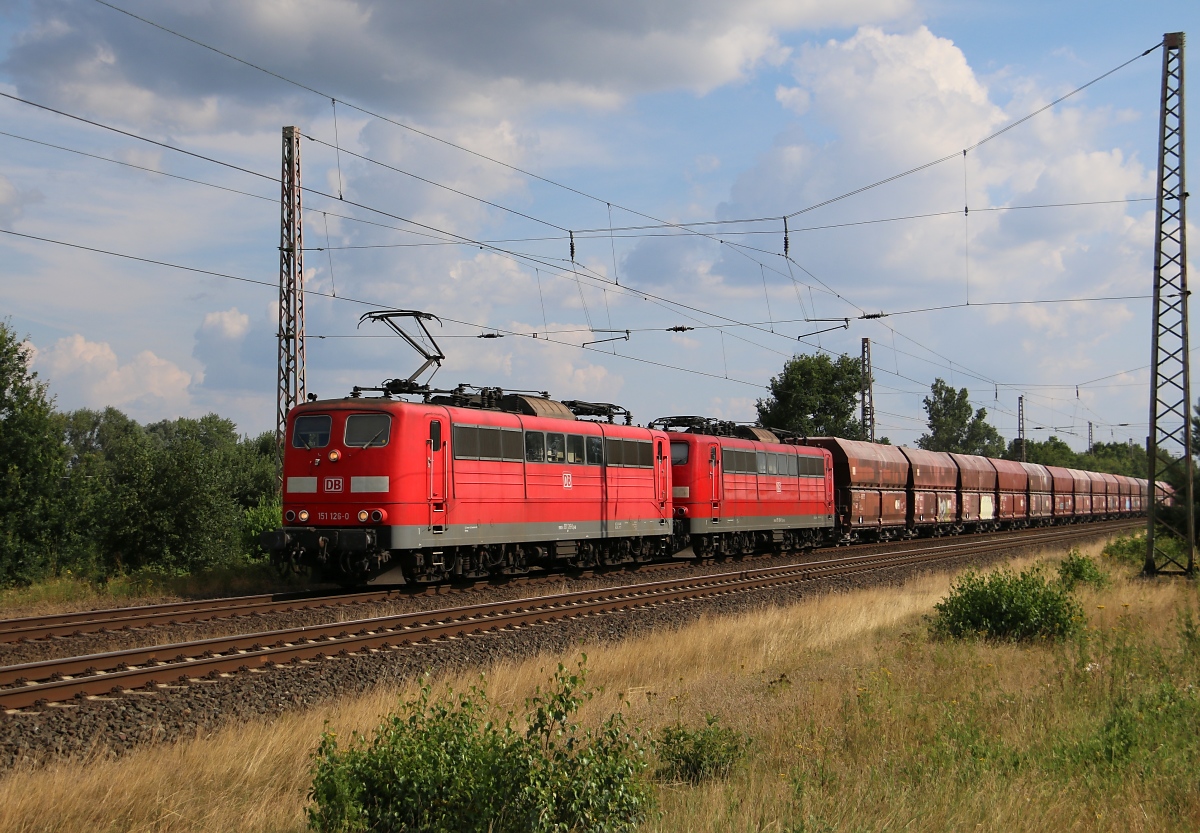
[298,509,310,523]
[358,509,369,523]
[328,449,342,463]
[371,509,385,523]
[285,510,296,522]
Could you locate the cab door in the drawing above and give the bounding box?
[655,440,668,511]
[708,443,722,518]
[427,416,446,529]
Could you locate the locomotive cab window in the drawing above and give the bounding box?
[292,414,332,449]
[670,442,689,466]
[345,413,392,448]
[525,431,545,463]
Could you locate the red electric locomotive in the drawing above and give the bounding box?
[649,417,834,556]
[271,390,675,584]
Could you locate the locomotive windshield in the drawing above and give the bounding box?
[292,415,331,448]
[670,442,689,465]
[345,413,392,447]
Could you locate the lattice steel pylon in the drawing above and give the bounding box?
[860,338,875,442]
[1145,33,1195,575]
[275,126,306,484]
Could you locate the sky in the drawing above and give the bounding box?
[1,0,1197,450]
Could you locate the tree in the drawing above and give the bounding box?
[756,353,864,438]
[916,378,1005,456]
[0,320,67,583]
[1004,435,1079,467]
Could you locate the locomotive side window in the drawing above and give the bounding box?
[670,442,689,465]
[566,434,585,464]
[501,429,524,461]
[345,413,392,448]
[787,454,798,477]
[766,453,778,475]
[756,452,767,475]
[798,455,823,477]
[292,415,331,449]
[429,420,441,451]
[721,446,734,470]
[525,431,545,463]
[586,436,604,466]
[478,427,503,460]
[546,433,566,464]
[605,437,624,466]
[452,424,479,459]
[636,440,653,468]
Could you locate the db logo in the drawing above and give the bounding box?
[562,472,573,489]
[324,477,344,493]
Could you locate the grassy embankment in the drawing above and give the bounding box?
[0,564,322,619]
[0,534,1197,832]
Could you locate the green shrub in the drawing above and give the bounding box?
[1102,534,1147,568]
[1057,550,1109,591]
[307,659,651,833]
[929,565,1082,641]
[656,715,749,783]
[241,496,282,560]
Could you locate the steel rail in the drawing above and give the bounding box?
[0,521,1136,710]
[0,518,1143,643]
[0,588,428,643]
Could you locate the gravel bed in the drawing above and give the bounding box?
[0,528,1124,771]
[0,546,873,667]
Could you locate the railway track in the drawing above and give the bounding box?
[0,520,1136,710]
[0,519,1142,645]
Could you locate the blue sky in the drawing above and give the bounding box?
[1,0,1197,449]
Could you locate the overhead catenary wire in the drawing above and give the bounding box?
[781,40,1163,220]
[0,225,1122,439]
[80,2,1161,389]
[21,6,1160,436]
[0,90,1154,398]
[92,0,1150,391]
[0,111,1142,438]
[0,225,769,389]
[302,133,569,232]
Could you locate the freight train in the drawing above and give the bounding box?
[264,389,1156,585]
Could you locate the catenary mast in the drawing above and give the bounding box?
[276,126,307,484]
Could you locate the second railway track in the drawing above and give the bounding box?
[0,521,1136,710]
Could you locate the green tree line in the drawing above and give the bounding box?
[2,321,279,586]
[758,356,1154,478]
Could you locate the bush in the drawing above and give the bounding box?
[930,565,1082,641]
[1102,534,1148,568]
[656,715,749,783]
[241,496,282,560]
[1057,550,1109,591]
[307,659,651,833]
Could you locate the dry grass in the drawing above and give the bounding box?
[0,566,322,620]
[2,538,1196,833]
